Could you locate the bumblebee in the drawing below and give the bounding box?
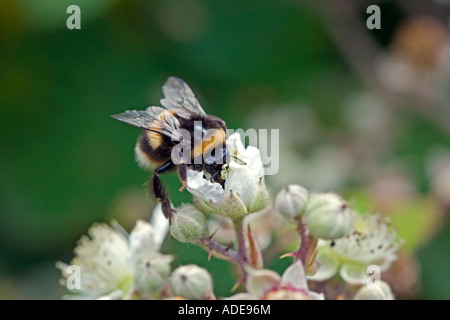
[112,77,242,219]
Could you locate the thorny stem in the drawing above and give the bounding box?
[198,237,242,263]
[233,218,249,265]
[199,218,250,286]
[233,218,250,283]
[296,218,318,270]
[198,229,249,271]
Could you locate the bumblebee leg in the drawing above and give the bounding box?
[177,163,187,192]
[150,174,172,219]
[155,159,175,175]
[151,160,175,219]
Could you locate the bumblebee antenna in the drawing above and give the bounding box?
[229,153,246,165]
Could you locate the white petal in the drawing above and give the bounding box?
[280,260,308,291]
[307,248,340,282]
[186,170,225,205]
[340,262,368,285]
[354,281,394,300]
[225,147,264,208]
[71,223,131,297]
[126,220,158,270]
[242,146,265,179]
[225,166,258,208]
[246,268,281,298]
[150,203,169,250]
[378,253,399,272]
[226,132,246,156]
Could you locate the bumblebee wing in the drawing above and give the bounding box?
[144,106,167,118]
[111,108,183,142]
[160,77,206,118]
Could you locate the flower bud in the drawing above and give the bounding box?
[169,265,213,299]
[248,178,271,213]
[217,190,248,220]
[194,197,218,214]
[304,193,353,240]
[354,281,394,300]
[134,254,173,297]
[275,185,308,219]
[169,205,207,243]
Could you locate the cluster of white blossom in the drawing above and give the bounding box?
[57,133,401,300]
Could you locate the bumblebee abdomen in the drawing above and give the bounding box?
[135,131,172,169]
[178,114,227,161]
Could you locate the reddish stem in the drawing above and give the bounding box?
[233,218,248,265]
[199,218,250,281]
[296,218,318,269]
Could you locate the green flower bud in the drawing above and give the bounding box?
[169,205,207,243]
[214,182,270,220]
[169,265,213,299]
[304,193,353,240]
[354,281,394,300]
[275,184,308,219]
[248,178,271,213]
[217,190,248,220]
[134,254,173,297]
[193,197,218,214]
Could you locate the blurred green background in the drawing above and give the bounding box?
[1,0,450,299]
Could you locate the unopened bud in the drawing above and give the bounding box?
[169,265,213,299]
[134,254,173,296]
[354,281,394,300]
[275,185,308,219]
[304,193,353,240]
[169,205,207,243]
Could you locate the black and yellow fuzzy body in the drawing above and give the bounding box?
[135,112,228,179]
[112,77,230,220]
[134,110,179,170]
